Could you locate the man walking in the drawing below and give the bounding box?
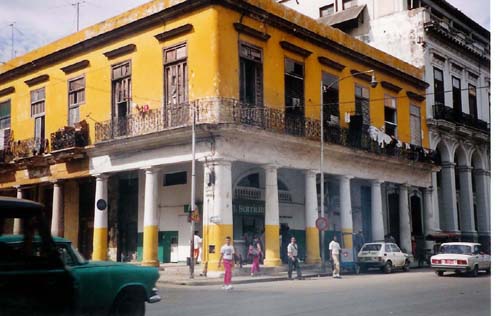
[193,231,202,264]
[287,237,302,280]
[218,236,236,290]
[329,236,341,278]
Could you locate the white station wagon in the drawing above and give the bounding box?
[431,242,491,277]
[357,242,411,274]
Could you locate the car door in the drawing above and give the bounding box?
[391,244,404,267]
[471,245,482,269]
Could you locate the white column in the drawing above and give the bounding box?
[13,186,23,234]
[371,180,385,241]
[431,172,441,231]
[399,184,412,254]
[473,169,490,236]
[92,174,109,261]
[142,167,159,266]
[264,165,281,266]
[423,187,435,235]
[304,170,320,264]
[51,181,64,237]
[339,175,354,249]
[439,162,459,232]
[457,166,476,238]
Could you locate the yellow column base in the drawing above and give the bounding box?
[92,227,108,261]
[204,224,233,273]
[342,228,353,249]
[305,226,321,264]
[143,225,159,267]
[264,224,281,266]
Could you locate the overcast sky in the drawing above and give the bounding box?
[0,0,491,64]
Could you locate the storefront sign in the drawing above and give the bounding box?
[233,200,265,215]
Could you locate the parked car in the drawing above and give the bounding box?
[0,196,161,316]
[357,242,411,274]
[430,242,491,277]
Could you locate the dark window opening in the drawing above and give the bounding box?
[285,58,305,136]
[452,76,462,113]
[355,84,370,126]
[239,43,263,106]
[433,68,444,105]
[237,173,260,188]
[68,77,85,126]
[163,171,188,186]
[407,0,423,9]
[112,61,131,136]
[322,72,339,121]
[0,100,11,130]
[320,3,335,17]
[468,84,478,119]
[384,95,397,137]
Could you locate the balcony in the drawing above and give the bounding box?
[432,104,489,133]
[94,98,435,164]
[10,137,49,168]
[50,120,90,162]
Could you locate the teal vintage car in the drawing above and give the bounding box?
[0,197,161,316]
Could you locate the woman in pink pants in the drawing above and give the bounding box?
[249,236,262,276]
[218,236,235,290]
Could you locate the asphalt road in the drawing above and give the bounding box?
[147,269,490,316]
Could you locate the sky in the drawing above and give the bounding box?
[0,0,491,64]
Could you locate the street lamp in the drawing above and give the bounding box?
[319,70,377,271]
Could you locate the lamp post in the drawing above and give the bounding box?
[319,70,377,270]
[189,102,196,279]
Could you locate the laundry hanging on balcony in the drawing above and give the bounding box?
[368,126,392,148]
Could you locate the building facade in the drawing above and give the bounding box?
[1,0,435,272]
[280,0,491,246]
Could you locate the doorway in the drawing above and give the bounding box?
[117,177,138,262]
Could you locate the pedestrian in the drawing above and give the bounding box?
[218,236,235,290]
[287,237,302,280]
[329,236,341,278]
[248,235,262,276]
[354,229,365,254]
[193,231,202,264]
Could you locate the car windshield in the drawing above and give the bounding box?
[440,244,472,255]
[361,244,382,251]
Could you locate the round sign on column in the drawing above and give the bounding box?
[315,216,329,231]
[96,199,107,211]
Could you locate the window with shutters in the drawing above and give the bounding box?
[433,68,444,105]
[452,76,462,113]
[0,100,10,130]
[384,95,397,137]
[468,84,477,119]
[239,42,263,106]
[112,61,131,118]
[68,77,85,126]
[355,84,370,126]
[285,58,304,114]
[322,72,339,122]
[164,43,188,107]
[410,105,422,146]
[31,88,45,117]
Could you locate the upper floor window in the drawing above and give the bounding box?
[433,68,444,105]
[31,88,45,117]
[112,61,131,118]
[407,0,423,10]
[0,100,10,130]
[322,72,339,124]
[343,0,354,9]
[163,171,188,186]
[239,42,263,106]
[452,76,462,113]
[284,58,304,116]
[355,84,370,126]
[410,104,422,146]
[319,4,335,17]
[468,84,478,119]
[164,43,188,106]
[68,77,85,126]
[384,95,397,137]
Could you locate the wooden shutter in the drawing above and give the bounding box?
[410,105,422,146]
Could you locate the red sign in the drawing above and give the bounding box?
[315,217,329,231]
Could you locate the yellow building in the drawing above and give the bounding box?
[0,0,434,271]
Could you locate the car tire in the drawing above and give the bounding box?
[470,265,479,278]
[110,290,146,316]
[485,266,491,275]
[435,271,444,276]
[383,261,392,274]
[403,260,410,272]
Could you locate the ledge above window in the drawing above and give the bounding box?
[60,60,90,74]
[0,86,15,98]
[24,74,49,87]
[280,41,312,58]
[234,23,270,41]
[155,24,193,42]
[103,44,136,59]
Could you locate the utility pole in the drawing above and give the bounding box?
[9,22,15,60]
[72,1,86,32]
[189,102,197,279]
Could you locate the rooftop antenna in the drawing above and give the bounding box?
[72,1,86,31]
[9,22,15,59]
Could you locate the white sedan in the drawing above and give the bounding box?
[430,242,491,277]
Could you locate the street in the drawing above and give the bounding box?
[147,270,490,316]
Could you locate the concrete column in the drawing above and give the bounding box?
[371,180,385,241]
[399,184,412,254]
[339,175,353,249]
[142,167,159,267]
[423,187,435,235]
[264,165,281,266]
[439,162,459,232]
[92,174,109,261]
[431,172,441,231]
[304,170,320,264]
[473,169,490,236]
[457,166,476,238]
[13,186,23,234]
[204,160,233,274]
[51,181,64,237]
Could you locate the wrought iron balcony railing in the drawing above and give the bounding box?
[433,104,489,132]
[94,98,434,164]
[50,121,90,151]
[11,137,48,160]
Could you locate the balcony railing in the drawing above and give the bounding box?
[433,104,489,132]
[94,98,435,164]
[50,121,90,151]
[11,137,47,160]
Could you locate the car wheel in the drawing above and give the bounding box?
[470,265,479,277]
[435,271,444,277]
[110,290,146,316]
[485,266,491,275]
[383,261,392,274]
[403,260,410,272]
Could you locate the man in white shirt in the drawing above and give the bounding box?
[218,236,236,290]
[329,236,341,278]
[287,237,302,280]
[193,231,202,264]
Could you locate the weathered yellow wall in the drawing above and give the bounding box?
[64,180,79,246]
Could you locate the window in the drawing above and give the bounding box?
[319,4,335,17]
[410,105,422,146]
[31,88,45,152]
[468,84,478,119]
[433,68,444,106]
[164,43,188,106]
[355,84,370,125]
[68,77,85,126]
[239,43,263,106]
[112,61,131,117]
[343,0,354,9]
[407,0,423,9]
[452,76,462,113]
[322,72,339,123]
[163,171,187,186]
[284,58,305,135]
[0,100,10,130]
[390,244,401,253]
[384,95,397,137]
[361,244,382,251]
[385,244,391,252]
